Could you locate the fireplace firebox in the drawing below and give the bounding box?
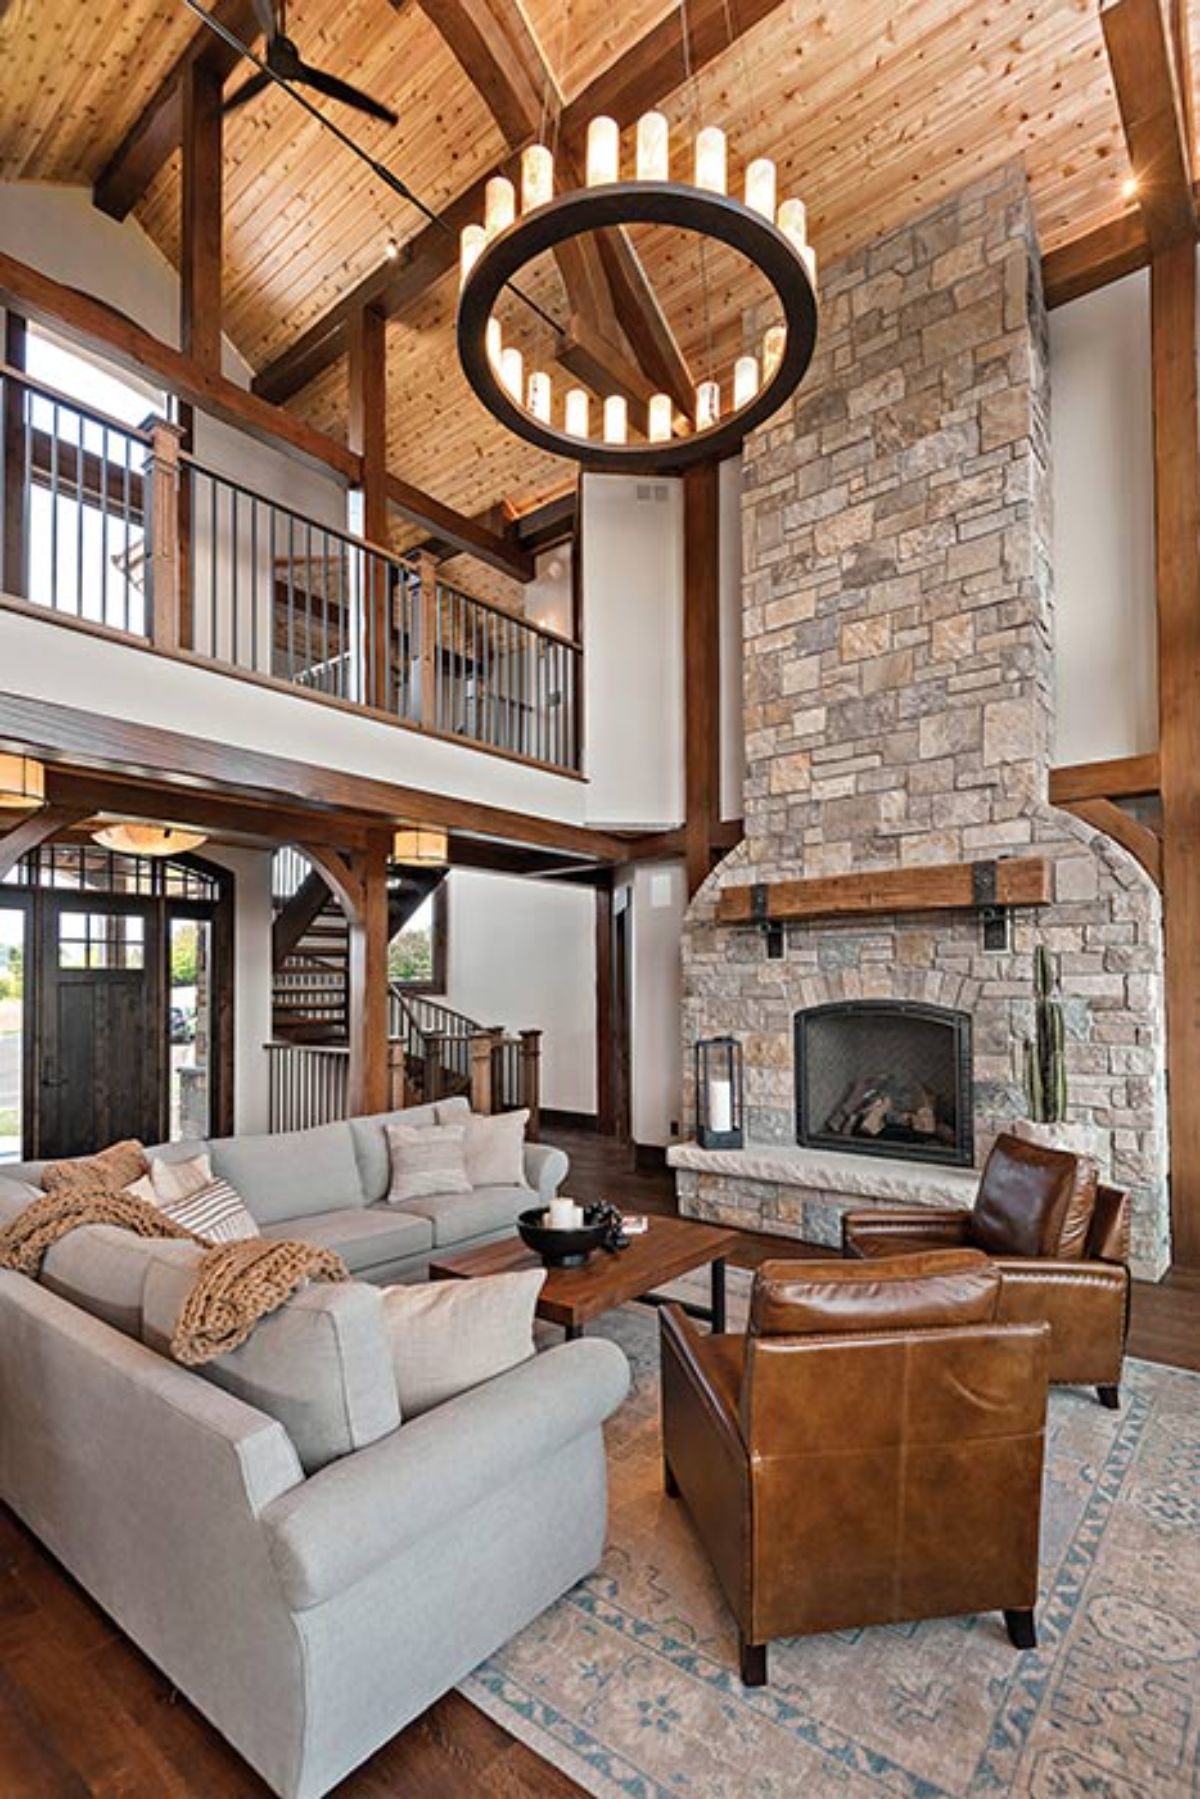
[795,1001,973,1168]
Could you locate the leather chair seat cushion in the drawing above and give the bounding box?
[260,1207,433,1273]
[970,1133,1099,1260]
[749,1250,1000,1337]
[847,1228,961,1261]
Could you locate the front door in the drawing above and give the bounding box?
[38,898,163,1158]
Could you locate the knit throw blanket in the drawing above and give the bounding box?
[170,1239,348,1365]
[0,1185,200,1276]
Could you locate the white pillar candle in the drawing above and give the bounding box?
[734,353,759,408]
[694,125,727,194]
[709,1077,733,1135]
[648,392,673,442]
[527,369,552,422]
[777,196,808,254]
[565,387,590,437]
[744,156,777,220]
[636,110,669,180]
[586,116,620,186]
[500,345,524,401]
[696,379,720,430]
[603,394,628,443]
[521,143,554,212]
[486,317,502,368]
[459,223,485,288]
[761,323,786,381]
[801,243,818,286]
[570,1201,586,1228]
[484,174,516,237]
[548,1197,575,1230]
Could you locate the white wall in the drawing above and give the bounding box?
[718,457,745,820]
[442,869,596,1113]
[203,846,274,1136]
[1049,268,1158,765]
[582,473,684,829]
[625,858,687,1146]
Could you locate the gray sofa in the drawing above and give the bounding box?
[0,1110,629,1798]
[0,1093,568,1284]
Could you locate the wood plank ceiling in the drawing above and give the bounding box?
[0,0,1190,525]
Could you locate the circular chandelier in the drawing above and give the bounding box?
[456,116,819,472]
[92,823,208,857]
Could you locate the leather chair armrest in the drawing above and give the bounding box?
[659,1305,744,1450]
[1087,1184,1131,1264]
[659,1306,750,1633]
[992,1258,1129,1386]
[842,1208,973,1259]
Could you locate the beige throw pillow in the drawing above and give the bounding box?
[385,1122,472,1206]
[435,1105,530,1189]
[150,1152,214,1205]
[127,1154,261,1245]
[381,1270,545,1417]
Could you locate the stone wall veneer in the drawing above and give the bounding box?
[680,164,1170,1278]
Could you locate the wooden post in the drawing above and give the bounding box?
[2,309,26,599]
[470,1031,495,1114]
[594,875,615,1135]
[1151,238,1200,1267]
[387,1037,408,1110]
[418,549,439,727]
[180,59,223,372]
[683,461,721,896]
[520,1028,542,1137]
[347,304,390,712]
[313,835,390,1118]
[147,420,184,651]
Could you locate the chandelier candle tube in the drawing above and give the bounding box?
[603,394,628,444]
[565,387,590,438]
[648,392,673,442]
[694,126,727,194]
[500,345,524,401]
[777,197,808,254]
[486,317,502,368]
[521,144,554,212]
[745,156,777,219]
[586,116,620,186]
[484,175,516,237]
[734,354,759,408]
[762,323,786,381]
[460,223,486,288]
[636,110,669,180]
[801,243,818,285]
[696,379,720,430]
[527,370,552,422]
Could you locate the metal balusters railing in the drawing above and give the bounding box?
[0,366,152,636]
[266,1041,351,1132]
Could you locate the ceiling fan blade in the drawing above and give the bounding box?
[294,61,399,125]
[223,67,273,112]
[250,0,278,38]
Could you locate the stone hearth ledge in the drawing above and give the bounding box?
[669,1141,979,1249]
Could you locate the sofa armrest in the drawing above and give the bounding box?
[524,1141,568,1205]
[262,1335,629,1610]
[842,1208,973,1258]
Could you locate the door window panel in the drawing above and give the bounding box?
[58,911,146,970]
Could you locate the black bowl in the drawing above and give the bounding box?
[518,1205,607,1268]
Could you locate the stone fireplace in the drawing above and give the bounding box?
[672,163,1171,1279]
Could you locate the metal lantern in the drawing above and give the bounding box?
[695,1036,744,1150]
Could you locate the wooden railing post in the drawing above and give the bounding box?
[520,1029,542,1137]
[3,313,27,598]
[387,1038,407,1110]
[470,1030,495,1114]
[147,419,184,651]
[418,551,439,728]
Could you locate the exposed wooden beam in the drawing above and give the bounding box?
[683,462,721,896]
[1042,208,1150,310]
[1151,236,1200,1267]
[413,0,548,149]
[1103,0,1197,249]
[717,858,1051,927]
[556,313,658,437]
[594,875,615,1135]
[94,0,260,222]
[348,305,391,701]
[386,472,534,579]
[0,806,90,880]
[1064,797,1163,887]
[594,226,695,420]
[2,311,26,599]
[1170,0,1196,183]
[513,486,577,552]
[180,58,224,373]
[1048,752,1161,804]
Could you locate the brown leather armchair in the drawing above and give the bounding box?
[660,1250,1049,1688]
[841,1133,1131,1408]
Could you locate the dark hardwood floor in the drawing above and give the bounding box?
[1,1126,1196,1798]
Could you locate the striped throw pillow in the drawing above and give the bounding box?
[155,1176,260,1245]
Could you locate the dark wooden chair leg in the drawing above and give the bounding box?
[1004,1609,1037,1650]
[739,1634,768,1686]
[1097,1384,1121,1410]
[663,1458,679,1498]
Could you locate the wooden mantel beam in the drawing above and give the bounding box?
[717,858,1051,927]
[94,0,261,222]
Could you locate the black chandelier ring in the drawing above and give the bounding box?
[458,181,819,473]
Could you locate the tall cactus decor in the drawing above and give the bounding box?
[1023,943,1068,1124]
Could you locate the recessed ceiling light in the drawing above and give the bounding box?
[1122,175,1139,200]
[385,237,400,260]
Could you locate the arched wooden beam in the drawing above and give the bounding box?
[1065,798,1163,888]
[0,807,90,880]
[300,844,365,926]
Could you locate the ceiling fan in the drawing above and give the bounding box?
[225,0,399,125]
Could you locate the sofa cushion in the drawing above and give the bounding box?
[381,1269,544,1417]
[39,1224,169,1337]
[260,1206,433,1273]
[348,1095,470,1203]
[206,1122,364,1226]
[436,1105,531,1189]
[0,1177,38,1227]
[748,1250,1000,1337]
[970,1132,1099,1260]
[141,1242,401,1474]
[395,1183,530,1248]
[385,1122,472,1206]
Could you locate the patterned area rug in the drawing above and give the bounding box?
[460,1272,1200,1797]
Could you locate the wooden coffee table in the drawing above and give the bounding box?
[429,1214,738,1340]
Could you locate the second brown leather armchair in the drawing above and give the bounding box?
[660,1250,1050,1687]
[842,1133,1131,1408]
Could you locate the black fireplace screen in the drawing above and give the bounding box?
[795,1001,974,1168]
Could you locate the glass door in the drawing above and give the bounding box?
[0,902,28,1162]
[168,913,212,1140]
